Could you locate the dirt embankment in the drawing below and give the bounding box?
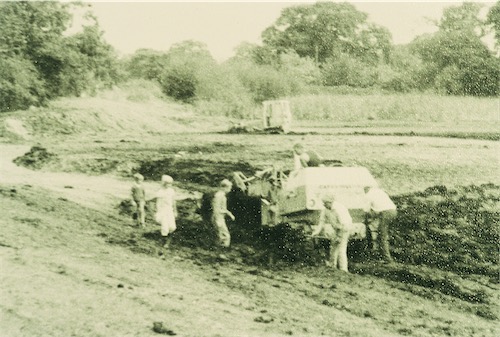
[1,140,499,337]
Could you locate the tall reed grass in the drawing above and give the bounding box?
[289,93,499,122]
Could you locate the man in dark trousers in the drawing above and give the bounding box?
[364,186,397,263]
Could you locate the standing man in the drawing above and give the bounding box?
[155,175,177,248]
[212,179,235,248]
[292,143,323,170]
[364,186,397,263]
[312,195,352,272]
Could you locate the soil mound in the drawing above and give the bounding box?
[391,184,499,278]
[1,80,228,139]
[4,118,31,139]
[138,158,256,189]
[13,145,58,170]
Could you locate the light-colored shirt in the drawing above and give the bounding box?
[156,187,175,209]
[365,188,396,213]
[331,201,352,226]
[212,190,228,216]
[293,153,304,170]
[131,183,145,202]
[313,201,352,239]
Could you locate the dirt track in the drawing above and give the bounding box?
[0,144,198,212]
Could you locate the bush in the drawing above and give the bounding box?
[435,65,462,95]
[160,63,198,102]
[322,54,378,88]
[0,57,47,112]
[195,65,253,117]
[235,63,293,103]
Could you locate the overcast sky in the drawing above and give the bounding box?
[78,1,495,61]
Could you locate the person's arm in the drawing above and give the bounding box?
[213,193,234,219]
[223,197,235,220]
[311,209,326,236]
[299,153,310,167]
[130,186,137,206]
[156,191,163,209]
[293,153,302,170]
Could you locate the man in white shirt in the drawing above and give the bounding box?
[312,195,352,272]
[364,186,397,263]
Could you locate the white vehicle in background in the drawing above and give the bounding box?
[228,99,292,134]
[262,100,292,134]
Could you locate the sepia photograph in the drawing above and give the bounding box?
[0,0,499,336]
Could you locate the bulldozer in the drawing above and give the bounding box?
[227,100,292,134]
[262,100,292,134]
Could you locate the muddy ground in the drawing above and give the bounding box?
[3,136,499,337]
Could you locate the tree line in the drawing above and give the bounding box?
[1,1,499,114]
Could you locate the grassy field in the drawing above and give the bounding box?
[289,93,499,122]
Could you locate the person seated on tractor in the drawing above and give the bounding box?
[292,143,323,170]
[312,194,352,272]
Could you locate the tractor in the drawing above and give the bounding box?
[199,161,380,263]
[217,165,380,263]
[231,166,378,232]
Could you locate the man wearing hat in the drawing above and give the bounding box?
[155,175,177,248]
[312,194,352,272]
[212,179,235,248]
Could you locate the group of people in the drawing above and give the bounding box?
[293,142,397,271]
[313,186,397,273]
[130,173,234,249]
[129,143,398,272]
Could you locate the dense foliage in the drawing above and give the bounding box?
[0,2,119,112]
[2,1,499,114]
